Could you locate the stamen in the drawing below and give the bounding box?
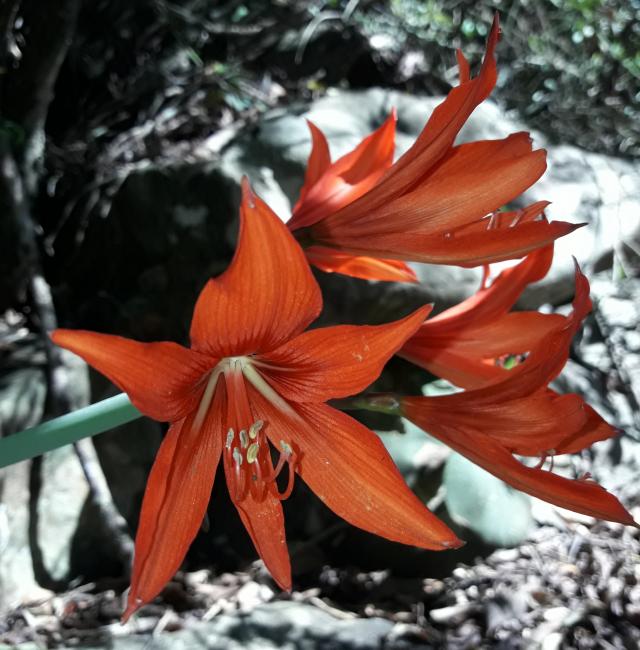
[246,442,260,463]
[249,420,263,439]
[225,428,235,450]
[510,209,524,228]
[487,211,499,230]
[239,429,249,448]
[232,447,243,466]
[280,440,293,456]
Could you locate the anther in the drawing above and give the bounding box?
[232,447,243,466]
[225,428,235,450]
[249,420,263,439]
[280,440,293,456]
[239,429,249,448]
[247,442,260,464]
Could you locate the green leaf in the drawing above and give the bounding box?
[444,452,532,547]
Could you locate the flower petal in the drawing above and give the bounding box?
[51,329,212,421]
[289,112,396,231]
[232,487,291,591]
[323,219,581,267]
[297,120,332,204]
[313,134,546,240]
[190,180,322,356]
[425,242,553,327]
[313,15,500,231]
[123,389,224,620]
[256,305,431,402]
[304,245,418,283]
[402,404,634,525]
[401,311,564,389]
[250,393,461,550]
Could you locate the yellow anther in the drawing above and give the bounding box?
[249,420,263,439]
[246,442,260,464]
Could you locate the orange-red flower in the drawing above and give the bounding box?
[288,15,580,283]
[399,231,563,389]
[402,262,636,525]
[52,181,460,620]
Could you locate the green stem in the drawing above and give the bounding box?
[333,393,402,416]
[0,393,142,468]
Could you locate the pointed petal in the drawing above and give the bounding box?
[124,389,224,620]
[297,120,332,204]
[256,305,431,402]
[190,180,322,357]
[314,15,500,230]
[232,486,291,591]
[401,311,564,389]
[250,393,461,550]
[324,219,581,267]
[425,243,553,327]
[51,329,212,422]
[289,112,396,231]
[456,49,470,83]
[314,134,545,240]
[402,402,634,525]
[304,245,418,283]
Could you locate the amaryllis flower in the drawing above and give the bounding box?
[52,180,461,620]
[399,221,564,389]
[287,15,580,283]
[402,263,636,525]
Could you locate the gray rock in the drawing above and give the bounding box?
[74,601,402,650]
[0,324,91,611]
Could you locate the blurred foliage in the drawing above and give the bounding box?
[353,0,640,157]
[41,0,638,255]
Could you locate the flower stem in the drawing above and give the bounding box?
[0,393,142,469]
[334,393,401,416]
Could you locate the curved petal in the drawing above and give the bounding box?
[289,112,397,231]
[402,401,634,525]
[256,305,431,402]
[190,180,322,357]
[314,15,500,231]
[456,49,470,84]
[401,311,565,389]
[124,388,224,620]
[231,483,291,591]
[425,242,553,327]
[51,329,212,422]
[249,392,461,550]
[304,246,418,283]
[311,144,546,241]
[321,219,581,267]
[296,120,331,204]
[221,368,291,590]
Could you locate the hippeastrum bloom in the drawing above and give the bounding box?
[401,262,636,525]
[52,180,461,621]
[287,15,580,283]
[399,230,564,389]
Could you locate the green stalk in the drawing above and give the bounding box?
[333,393,401,416]
[0,393,142,468]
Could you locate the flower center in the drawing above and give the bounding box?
[194,356,298,504]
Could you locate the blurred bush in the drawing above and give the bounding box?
[354,0,640,157]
